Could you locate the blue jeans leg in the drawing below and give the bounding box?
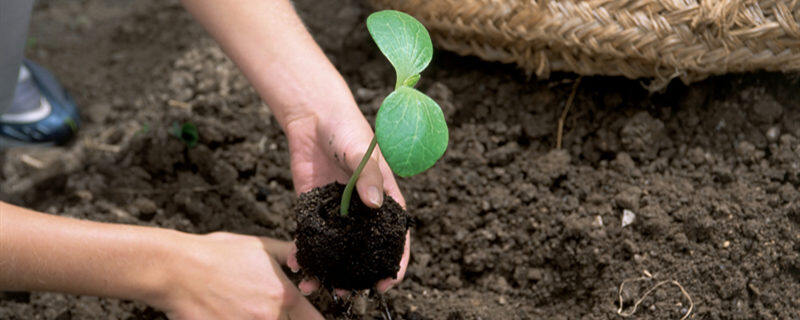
[0,0,35,115]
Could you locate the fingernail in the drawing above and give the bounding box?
[368,186,383,207]
[299,284,312,296]
[290,266,299,273]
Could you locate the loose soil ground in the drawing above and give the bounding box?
[1,0,799,319]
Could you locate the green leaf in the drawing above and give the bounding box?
[375,87,448,177]
[171,122,199,148]
[367,10,433,90]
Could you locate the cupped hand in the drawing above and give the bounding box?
[283,109,411,295]
[152,232,323,320]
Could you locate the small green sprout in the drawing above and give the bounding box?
[340,10,448,216]
[64,117,78,133]
[171,122,199,148]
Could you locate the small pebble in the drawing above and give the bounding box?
[748,283,761,295]
[527,268,543,281]
[766,126,780,142]
[592,215,604,227]
[622,209,636,227]
[133,198,157,215]
[75,190,93,201]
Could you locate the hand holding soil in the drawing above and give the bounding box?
[287,10,445,295]
[282,106,410,295]
[153,232,323,320]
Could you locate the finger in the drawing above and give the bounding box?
[355,159,385,208]
[376,230,411,293]
[259,237,295,266]
[287,294,325,320]
[286,243,300,273]
[298,278,320,296]
[377,155,405,208]
[346,148,385,208]
[333,289,350,298]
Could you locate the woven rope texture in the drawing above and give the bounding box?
[370,0,800,90]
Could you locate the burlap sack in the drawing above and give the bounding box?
[370,0,800,90]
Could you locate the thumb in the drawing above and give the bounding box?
[259,237,294,266]
[322,113,387,209]
[345,145,385,209]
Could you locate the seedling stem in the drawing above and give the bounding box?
[340,136,378,216]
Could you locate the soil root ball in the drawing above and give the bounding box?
[294,183,409,289]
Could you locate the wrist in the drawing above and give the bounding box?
[133,229,197,308]
[282,98,368,144]
[280,92,362,134]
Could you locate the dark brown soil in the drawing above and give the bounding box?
[295,183,409,290]
[1,0,799,319]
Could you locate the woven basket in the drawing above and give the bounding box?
[369,0,800,90]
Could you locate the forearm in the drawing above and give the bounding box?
[180,0,363,130]
[0,202,183,302]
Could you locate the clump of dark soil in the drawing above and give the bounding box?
[295,183,409,289]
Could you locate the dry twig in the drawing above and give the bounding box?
[168,99,192,110]
[19,154,45,169]
[617,274,694,320]
[556,77,581,150]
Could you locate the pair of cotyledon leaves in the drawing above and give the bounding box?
[367,10,449,177]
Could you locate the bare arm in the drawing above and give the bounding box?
[0,201,176,300]
[178,0,362,130]
[0,201,322,319]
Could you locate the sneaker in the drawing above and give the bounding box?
[0,59,80,149]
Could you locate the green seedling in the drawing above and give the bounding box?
[340,10,448,216]
[171,122,199,148]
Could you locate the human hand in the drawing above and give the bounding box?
[150,232,323,320]
[283,110,411,295]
